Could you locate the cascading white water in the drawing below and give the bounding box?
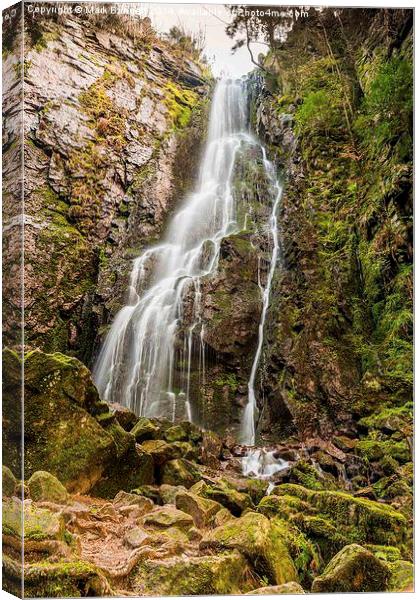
[240,153,283,446]
[93,77,283,460]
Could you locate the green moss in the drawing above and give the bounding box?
[164,81,199,130]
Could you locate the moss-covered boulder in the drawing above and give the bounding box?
[3,498,65,542]
[387,559,414,592]
[143,506,194,532]
[274,484,407,547]
[175,490,223,528]
[200,511,298,585]
[311,544,391,593]
[130,551,252,595]
[28,471,68,504]
[246,582,305,594]
[164,424,189,443]
[161,458,201,488]
[90,443,154,499]
[142,439,177,466]
[23,350,117,492]
[2,465,17,497]
[130,417,160,442]
[113,491,154,514]
[195,479,253,516]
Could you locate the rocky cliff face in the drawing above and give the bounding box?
[252,9,413,444]
[3,11,209,361]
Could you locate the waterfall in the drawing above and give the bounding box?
[93,78,282,442]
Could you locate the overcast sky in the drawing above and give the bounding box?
[140,3,259,76]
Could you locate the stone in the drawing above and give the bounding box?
[200,511,298,585]
[143,506,194,532]
[175,490,223,528]
[164,424,189,443]
[22,350,117,493]
[199,480,252,516]
[141,439,176,466]
[246,582,305,594]
[161,459,201,488]
[387,560,414,592]
[113,491,154,514]
[159,484,186,505]
[200,430,223,468]
[2,466,17,497]
[311,544,391,593]
[130,417,160,442]
[3,498,65,542]
[109,402,137,431]
[27,471,68,504]
[131,551,252,596]
[273,484,407,547]
[123,527,152,549]
[213,507,235,527]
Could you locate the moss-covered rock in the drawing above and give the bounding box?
[200,511,298,585]
[161,458,201,488]
[175,490,223,528]
[27,471,68,504]
[143,506,194,532]
[246,582,305,594]
[23,350,117,492]
[197,479,253,516]
[2,465,17,497]
[3,498,65,542]
[311,544,391,593]
[274,484,407,547]
[130,551,252,595]
[142,439,177,466]
[387,559,414,592]
[130,417,160,442]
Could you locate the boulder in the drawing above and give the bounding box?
[130,417,160,442]
[161,459,201,488]
[2,466,17,497]
[22,350,117,492]
[198,480,252,516]
[246,582,305,594]
[27,471,68,503]
[131,551,252,595]
[164,424,189,443]
[3,498,65,542]
[109,402,138,431]
[311,544,391,593]
[113,491,154,515]
[200,430,223,468]
[141,439,176,465]
[143,506,194,532]
[175,490,223,528]
[159,484,187,504]
[123,527,152,549]
[200,511,298,585]
[274,484,407,547]
[387,560,414,592]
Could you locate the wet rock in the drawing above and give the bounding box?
[200,511,298,585]
[200,430,223,468]
[175,490,223,528]
[311,544,391,593]
[27,471,68,504]
[164,424,189,443]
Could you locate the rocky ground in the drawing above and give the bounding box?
[2,348,413,596]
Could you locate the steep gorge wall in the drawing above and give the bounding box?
[2,9,209,362]
[253,9,413,442]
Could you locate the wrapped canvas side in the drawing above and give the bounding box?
[2,2,25,598]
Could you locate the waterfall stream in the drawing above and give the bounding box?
[93,78,285,476]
